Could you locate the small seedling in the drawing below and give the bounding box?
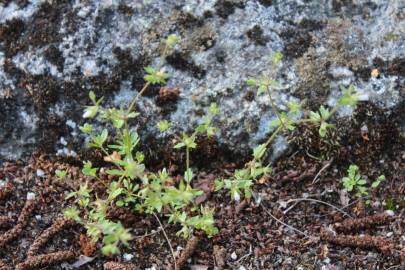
[55,169,67,180]
[371,175,386,188]
[157,120,171,132]
[342,165,368,197]
[341,166,386,200]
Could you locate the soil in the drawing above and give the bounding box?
[1,102,404,269]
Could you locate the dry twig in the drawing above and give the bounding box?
[285,198,352,218]
[153,212,177,270]
[261,202,310,238]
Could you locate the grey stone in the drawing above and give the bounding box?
[0,0,403,161]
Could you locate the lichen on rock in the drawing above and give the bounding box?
[0,0,403,162]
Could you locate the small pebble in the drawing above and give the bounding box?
[123,253,134,261]
[35,215,42,220]
[323,258,331,264]
[238,266,247,270]
[26,192,36,200]
[386,232,393,237]
[231,251,237,260]
[36,169,45,177]
[385,210,395,216]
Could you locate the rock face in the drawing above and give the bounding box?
[0,0,404,162]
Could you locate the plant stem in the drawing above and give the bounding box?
[186,146,190,174]
[126,81,152,115]
[153,212,177,270]
[126,44,170,116]
[266,87,286,130]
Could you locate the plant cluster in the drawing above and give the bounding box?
[63,35,217,255]
[215,52,361,201]
[62,37,375,259]
[342,164,385,198]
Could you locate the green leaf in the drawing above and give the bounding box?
[91,129,108,148]
[83,105,99,119]
[246,79,257,86]
[106,169,125,176]
[136,151,144,163]
[319,106,331,119]
[357,180,367,185]
[195,124,207,134]
[210,102,218,114]
[82,161,98,177]
[214,179,224,191]
[253,144,267,160]
[55,169,67,179]
[271,52,283,65]
[206,126,216,137]
[101,244,120,256]
[338,84,358,108]
[377,175,386,182]
[287,101,300,114]
[116,200,125,207]
[165,34,179,48]
[144,66,169,85]
[319,122,335,137]
[79,123,93,134]
[89,91,96,103]
[184,168,193,183]
[174,142,185,149]
[157,120,171,132]
[63,207,81,222]
[309,111,321,123]
[371,181,380,188]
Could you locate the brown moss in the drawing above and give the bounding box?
[15,250,76,270]
[27,217,75,257]
[321,230,395,255]
[0,182,14,201]
[334,213,394,233]
[104,261,137,270]
[172,235,200,270]
[0,199,36,247]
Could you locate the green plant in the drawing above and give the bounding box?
[216,52,360,201]
[342,165,368,197]
[64,35,217,256]
[157,120,171,132]
[341,165,386,198]
[55,169,67,180]
[371,174,386,188]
